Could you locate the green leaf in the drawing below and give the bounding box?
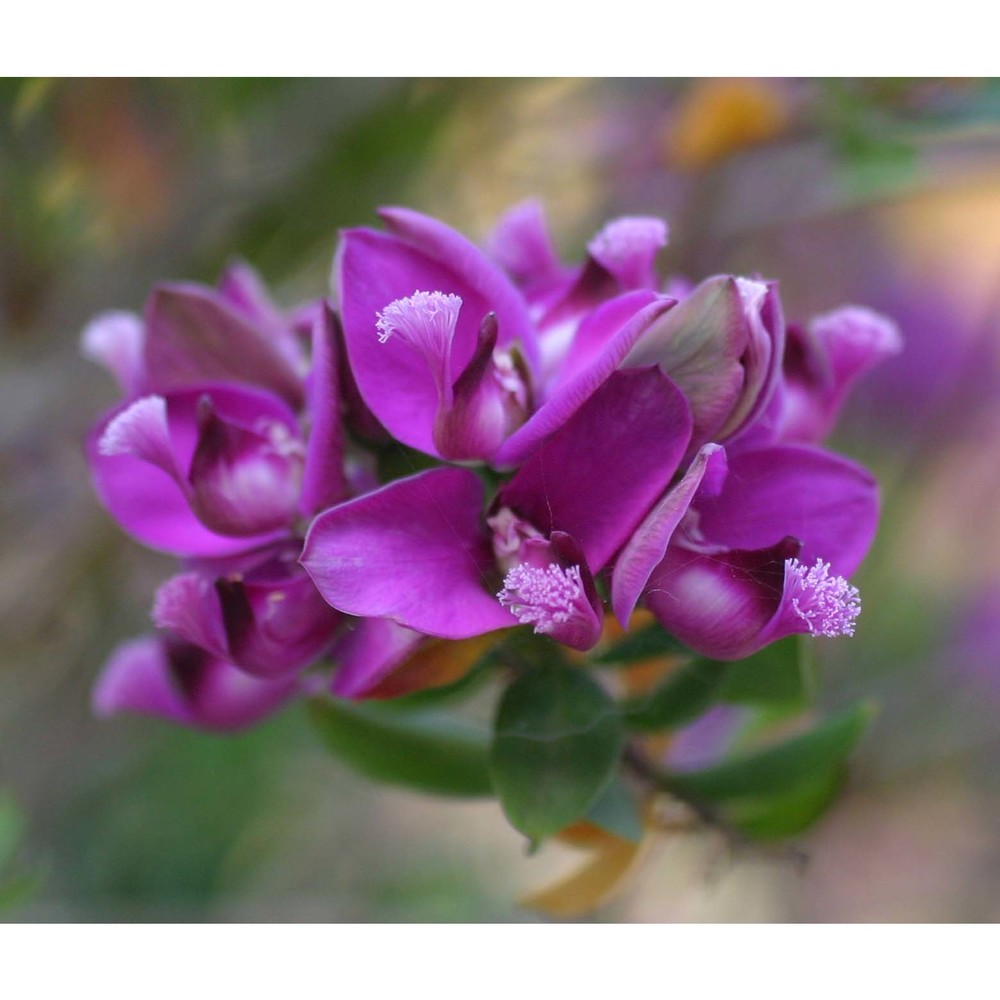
[593,623,691,665]
[728,768,845,840]
[0,792,25,873]
[308,699,493,798]
[0,871,41,915]
[666,702,875,803]
[491,665,624,842]
[584,776,644,844]
[621,659,729,732]
[718,636,815,708]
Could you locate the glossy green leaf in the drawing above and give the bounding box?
[491,666,624,842]
[666,702,874,802]
[308,699,493,798]
[728,767,845,840]
[621,659,729,732]
[718,636,815,707]
[584,776,644,844]
[593,623,691,665]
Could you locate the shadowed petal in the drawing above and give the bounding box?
[217,260,305,374]
[330,618,425,698]
[645,538,800,659]
[494,296,675,468]
[611,443,727,626]
[497,367,692,571]
[144,284,304,407]
[299,304,349,515]
[92,635,300,731]
[486,199,565,294]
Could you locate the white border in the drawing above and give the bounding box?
[5,1,997,77]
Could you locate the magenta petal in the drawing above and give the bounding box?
[485,199,565,294]
[336,212,535,456]
[780,306,903,442]
[378,207,538,370]
[330,617,425,698]
[156,547,341,678]
[215,551,341,678]
[494,296,675,468]
[216,260,305,373]
[87,413,240,558]
[497,367,692,571]
[299,305,349,516]
[547,290,662,396]
[144,284,304,407]
[187,397,303,537]
[337,231,493,455]
[645,538,800,660]
[694,444,878,575]
[301,467,512,638]
[152,572,230,660]
[88,385,297,557]
[611,443,727,626]
[93,635,299,731]
[93,636,192,724]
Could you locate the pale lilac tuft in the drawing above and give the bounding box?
[375,290,462,350]
[786,557,861,638]
[588,217,668,264]
[81,310,146,393]
[587,217,668,290]
[498,561,585,634]
[97,395,180,482]
[376,290,462,402]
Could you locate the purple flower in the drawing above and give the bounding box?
[83,261,307,407]
[335,208,539,463]
[152,542,342,679]
[83,199,893,729]
[624,274,785,451]
[86,305,348,557]
[301,367,693,664]
[487,200,671,385]
[739,304,902,447]
[612,442,878,659]
[85,283,352,727]
[92,634,304,732]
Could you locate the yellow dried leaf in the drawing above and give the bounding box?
[520,837,646,919]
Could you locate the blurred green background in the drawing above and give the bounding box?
[3,78,1000,921]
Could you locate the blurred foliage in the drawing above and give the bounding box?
[202,83,459,281]
[50,714,306,916]
[0,791,41,917]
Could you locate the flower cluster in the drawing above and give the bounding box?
[85,203,900,730]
